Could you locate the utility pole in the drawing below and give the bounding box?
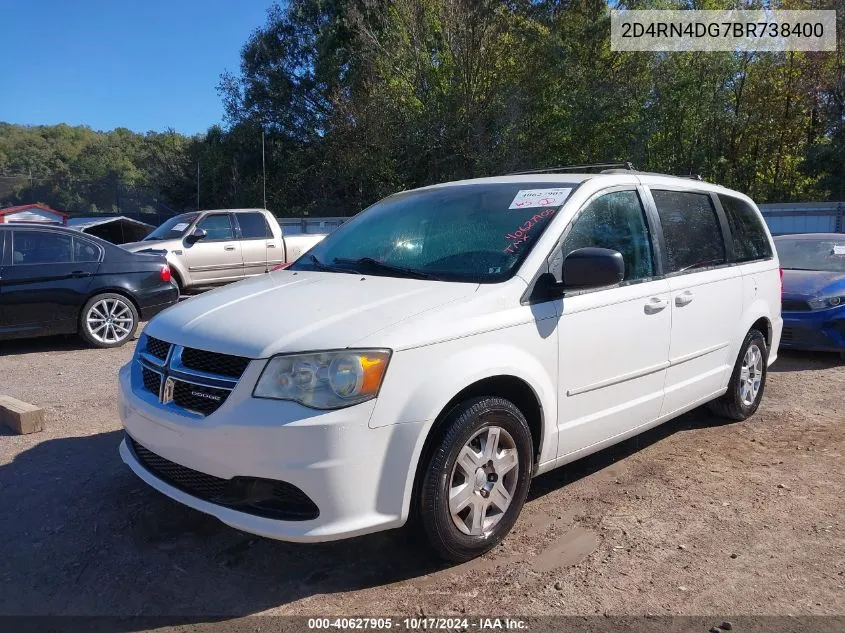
[196,162,200,210]
[262,129,267,210]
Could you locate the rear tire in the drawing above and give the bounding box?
[79,293,139,348]
[708,329,768,421]
[419,397,533,563]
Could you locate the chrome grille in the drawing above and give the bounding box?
[145,336,171,361]
[135,343,252,417]
[180,348,251,379]
[172,380,232,416]
[141,366,162,394]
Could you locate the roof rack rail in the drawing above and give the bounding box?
[600,168,705,181]
[508,162,635,175]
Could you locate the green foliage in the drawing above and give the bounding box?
[213,0,844,208]
[1,0,843,218]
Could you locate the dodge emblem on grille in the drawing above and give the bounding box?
[161,377,175,404]
[190,390,222,402]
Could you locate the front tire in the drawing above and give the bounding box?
[419,397,533,563]
[79,293,139,348]
[708,329,768,421]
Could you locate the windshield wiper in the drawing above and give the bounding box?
[333,257,441,280]
[301,253,355,274]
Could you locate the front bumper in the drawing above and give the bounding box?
[780,306,845,352]
[117,362,425,542]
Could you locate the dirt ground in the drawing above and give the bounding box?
[1,328,844,621]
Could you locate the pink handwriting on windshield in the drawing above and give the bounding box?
[503,209,555,254]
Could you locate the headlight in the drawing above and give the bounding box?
[253,349,391,409]
[807,296,845,310]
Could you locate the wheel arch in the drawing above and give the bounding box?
[403,373,546,526]
[78,287,141,332]
[166,257,190,289]
[750,315,772,347]
[169,266,185,292]
[733,296,775,360]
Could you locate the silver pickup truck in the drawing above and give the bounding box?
[121,208,325,293]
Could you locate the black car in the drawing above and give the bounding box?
[0,224,179,348]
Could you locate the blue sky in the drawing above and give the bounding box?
[1,0,271,135]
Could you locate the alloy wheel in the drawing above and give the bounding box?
[739,343,763,406]
[86,298,134,344]
[448,425,519,537]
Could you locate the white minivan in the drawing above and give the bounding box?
[118,169,782,562]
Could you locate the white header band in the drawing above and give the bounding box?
[611,10,837,52]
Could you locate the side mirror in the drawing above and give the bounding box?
[185,227,207,244]
[562,247,625,290]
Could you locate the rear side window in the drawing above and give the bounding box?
[237,213,272,239]
[562,190,654,281]
[197,214,235,241]
[652,190,726,273]
[12,231,73,265]
[718,194,772,262]
[73,237,101,262]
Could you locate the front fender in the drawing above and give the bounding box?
[368,329,559,522]
[165,255,191,288]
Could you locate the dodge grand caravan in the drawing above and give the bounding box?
[118,170,782,562]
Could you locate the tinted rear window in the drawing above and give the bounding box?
[237,212,272,239]
[652,190,726,273]
[73,237,101,262]
[718,194,772,262]
[12,230,73,265]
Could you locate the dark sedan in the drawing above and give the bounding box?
[774,233,845,359]
[1,224,179,348]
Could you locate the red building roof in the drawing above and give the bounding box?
[0,204,69,224]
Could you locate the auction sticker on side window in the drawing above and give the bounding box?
[833,245,845,256]
[509,188,572,210]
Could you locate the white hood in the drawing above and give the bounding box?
[143,270,478,358]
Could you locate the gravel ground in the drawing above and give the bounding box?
[1,329,844,620]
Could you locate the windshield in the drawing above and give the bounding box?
[144,213,198,241]
[775,237,845,272]
[288,182,575,283]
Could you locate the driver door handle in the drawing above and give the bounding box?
[70,270,91,278]
[675,291,695,307]
[644,297,668,314]
[224,245,236,251]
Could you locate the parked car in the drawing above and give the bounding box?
[0,224,178,348]
[774,233,845,359]
[120,209,326,293]
[118,171,781,562]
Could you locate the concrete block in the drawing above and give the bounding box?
[0,395,45,434]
